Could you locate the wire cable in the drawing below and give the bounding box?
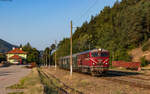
[74,0,99,25]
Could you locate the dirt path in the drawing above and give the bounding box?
[0,65,31,94]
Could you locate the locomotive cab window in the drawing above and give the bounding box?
[92,52,108,57]
[92,52,100,57]
[101,52,108,57]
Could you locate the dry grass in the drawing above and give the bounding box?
[8,92,24,94]
[129,47,150,62]
[38,68,77,94]
[42,67,150,94]
[7,68,44,94]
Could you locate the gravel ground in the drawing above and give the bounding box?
[0,65,31,94]
[42,67,150,94]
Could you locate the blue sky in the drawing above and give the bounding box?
[0,0,118,50]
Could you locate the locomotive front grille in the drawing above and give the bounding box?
[97,59,103,66]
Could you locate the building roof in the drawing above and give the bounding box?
[7,48,27,54]
[9,55,22,59]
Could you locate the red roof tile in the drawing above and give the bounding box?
[7,48,27,54]
[9,55,22,59]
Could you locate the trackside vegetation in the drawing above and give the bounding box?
[142,40,150,51]
[140,56,149,67]
[56,0,150,62]
[7,68,44,94]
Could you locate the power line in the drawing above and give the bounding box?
[74,0,99,25]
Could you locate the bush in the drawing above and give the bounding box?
[114,51,132,62]
[142,41,150,51]
[140,56,149,67]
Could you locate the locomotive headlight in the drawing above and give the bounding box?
[105,63,108,65]
[98,48,102,51]
[92,63,95,65]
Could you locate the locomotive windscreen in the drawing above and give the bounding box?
[92,52,108,57]
[101,52,109,57]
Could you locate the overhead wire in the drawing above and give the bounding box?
[73,0,99,26]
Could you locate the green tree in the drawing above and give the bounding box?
[0,53,6,63]
[22,43,40,65]
[56,0,150,62]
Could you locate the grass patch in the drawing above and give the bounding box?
[7,68,44,94]
[140,56,149,67]
[7,84,25,89]
[38,69,60,94]
[80,79,90,87]
[38,68,82,94]
[7,76,30,89]
[8,92,24,94]
[7,74,31,89]
[7,77,28,89]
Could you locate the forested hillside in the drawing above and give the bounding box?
[56,0,150,62]
[0,39,17,53]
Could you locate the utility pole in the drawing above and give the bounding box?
[49,48,51,67]
[70,21,73,76]
[55,40,57,69]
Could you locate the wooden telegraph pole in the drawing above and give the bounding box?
[55,40,57,69]
[49,48,51,67]
[70,21,73,76]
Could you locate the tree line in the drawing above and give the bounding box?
[42,44,56,66]
[56,0,150,62]
[21,43,56,66]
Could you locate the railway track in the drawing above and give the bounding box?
[101,71,150,90]
[107,71,150,81]
[59,69,150,90]
[101,77,150,89]
[41,67,150,92]
[142,74,150,76]
[38,69,69,94]
[38,69,83,94]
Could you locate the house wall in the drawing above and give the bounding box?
[6,54,27,64]
[7,54,27,59]
[9,59,19,64]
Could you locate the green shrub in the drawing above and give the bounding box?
[140,56,149,67]
[114,51,132,62]
[142,42,150,51]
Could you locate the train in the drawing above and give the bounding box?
[58,48,109,76]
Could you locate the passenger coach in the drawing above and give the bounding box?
[58,48,109,76]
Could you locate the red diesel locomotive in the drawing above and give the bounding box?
[58,49,109,76]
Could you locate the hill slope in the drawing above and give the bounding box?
[0,39,17,53]
[129,48,150,62]
[56,0,150,62]
[129,40,150,62]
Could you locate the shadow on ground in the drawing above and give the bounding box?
[0,71,12,76]
[103,70,140,77]
[0,63,11,68]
